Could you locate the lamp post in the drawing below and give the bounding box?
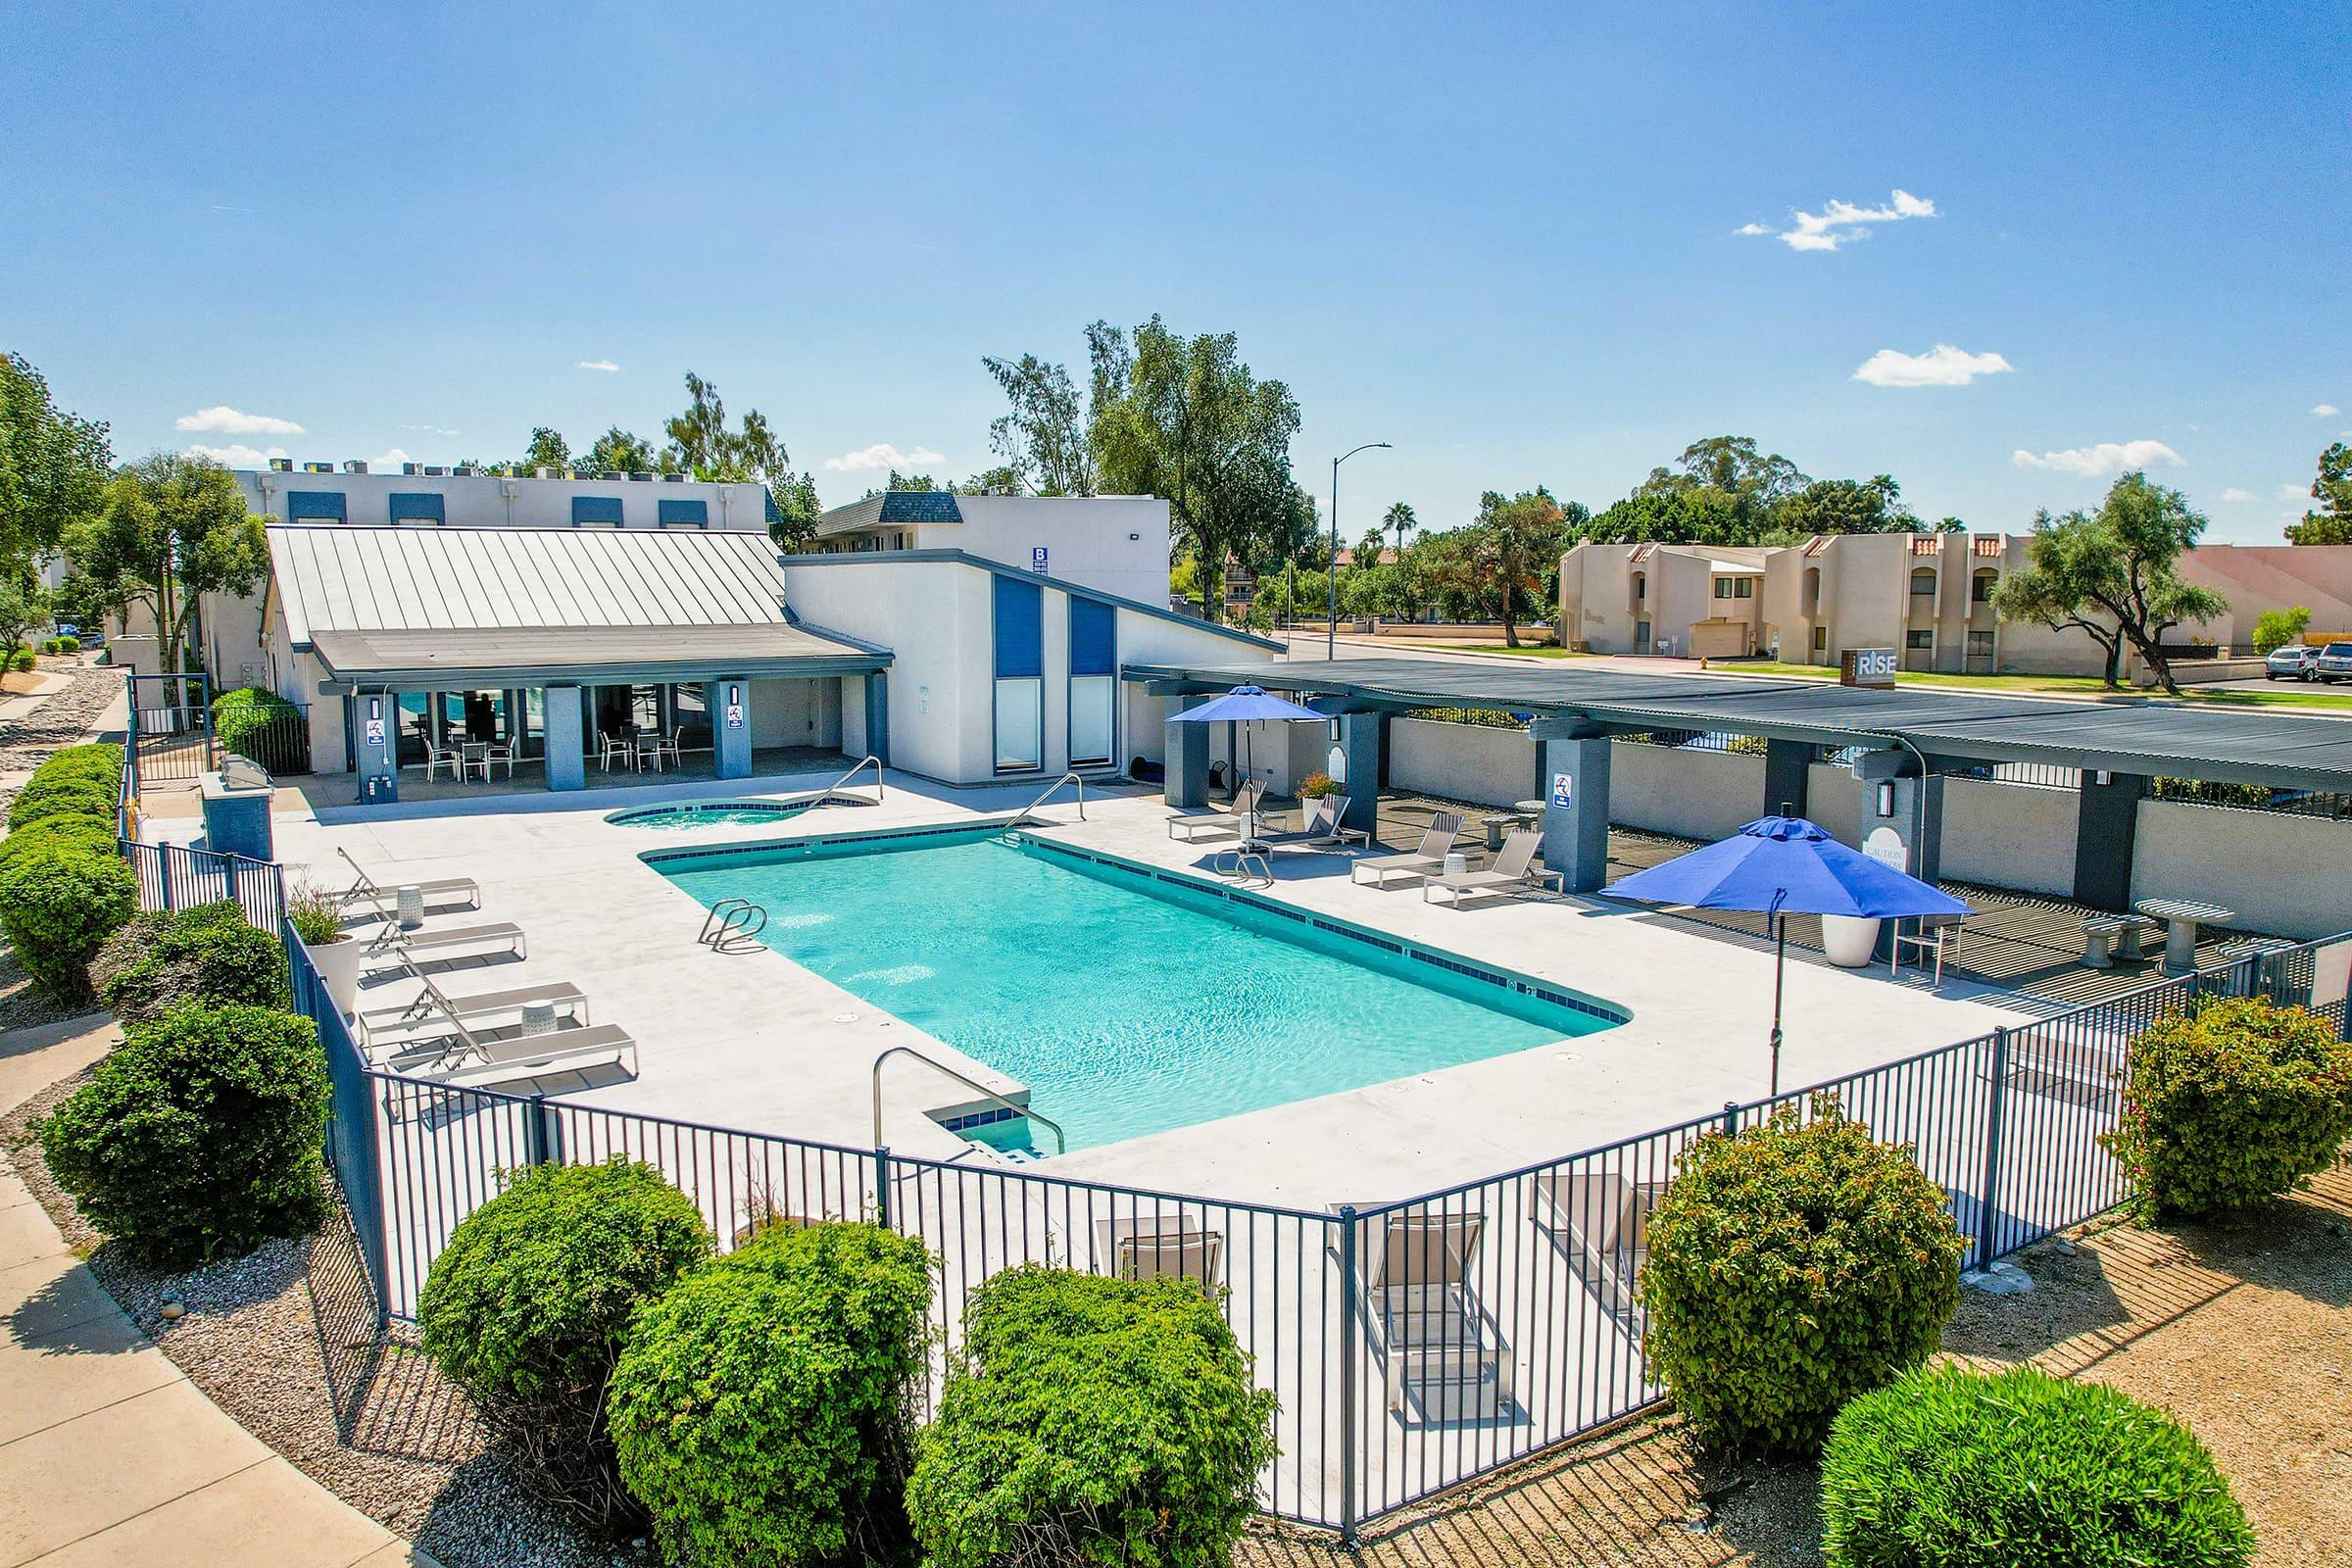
[1328,442,1392,659]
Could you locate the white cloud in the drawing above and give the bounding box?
[2308,402,2339,417]
[2011,440,2184,477]
[400,423,460,437]
[2278,482,2309,500]
[183,442,288,468]
[823,442,946,473]
[1741,188,1937,252]
[577,359,619,372]
[175,404,303,436]
[2218,487,2255,503]
[1852,344,2014,388]
[374,448,415,470]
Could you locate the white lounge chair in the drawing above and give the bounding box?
[423,1024,638,1093]
[333,848,481,916]
[1350,812,1463,889]
[1168,781,1265,844]
[1534,1169,1664,1320]
[1334,1205,1515,1421]
[1423,828,1561,906]
[1094,1215,1225,1291]
[366,918,527,961]
[357,956,589,1051]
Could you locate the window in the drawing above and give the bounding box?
[388,492,445,525]
[1906,629,1934,650]
[1068,599,1115,767]
[286,490,347,523]
[993,575,1044,771]
[1812,625,1828,651]
[1967,630,1994,657]
[1734,578,1753,599]
[1972,571,1996,603]
[1910,568,1936,596]
[1713,579,1732,599]
[570,495,624,527]
[657,498,709,528]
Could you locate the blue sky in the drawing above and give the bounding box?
[3,2,2345,543]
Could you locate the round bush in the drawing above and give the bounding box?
[1822,1362,2251,1566]
[417,1158,711,1524]
[6,774,116,829]
[7,647,33,673]
[57,635,78,654]
[0,837,138,1000]
[907,1265,1278,1568]
[0,812,120,871]
[211,686,300,759]
[101,900,288,1023]
[2105,996,2352,1220]
[39,1001,329,1268]
[1639,1100,1966,1453]
[609,1222,933,1567]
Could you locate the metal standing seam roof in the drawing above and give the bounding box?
[1119,655,2352,792]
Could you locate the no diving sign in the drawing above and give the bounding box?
[1550,771,1573,808]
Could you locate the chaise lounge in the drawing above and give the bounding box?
[1423,828,1562,906]
[1333,1203,1515,1421]
[1350,812,1463,889]
[1534,1167,1664,1321]
[1168,781,1265,844]
[357,956,589,1052]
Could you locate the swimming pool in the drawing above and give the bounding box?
[608,801,820,830]
[652,827,1623,1152]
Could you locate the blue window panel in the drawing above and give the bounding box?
[387,492,444,524]
[570,495,624,526]
[1068,598,1115,676]
[658,498,709,526]
[993,575,1043,679]
[286,490,347,522]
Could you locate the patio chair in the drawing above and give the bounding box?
[333,847,481,916]
[365,916,527,961]
[1891,912,1964,985]
[655,727,684,769]
[1093,1215,1225,1291]
[424,738,466,782]
[1350,811,1463,889]
[416,1021,638,1094]
[1332,1205,1515,1421]
[598,731,636,771]
[475,738,516,780]
[1423,828,1562,906]
[636,731,668,772]
[1168,780,1265,844]
[356,956,589,1051]
[1533,1168,1664,1320]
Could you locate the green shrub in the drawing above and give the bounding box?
[211,686,300,759]
[2104,996,2352,1220]
[907,1266,1278,1568]
[0,836,138,1000]
[1821,1362,2252,1567]
[100,900,287,1023]
[417,1158,711,1524]
[37,637,57,655]
[0,812,120,871]
[609,1222,933,1567]
[6,772,115,829]
[39,1001,329,1267]
[56,635,78,654]
[7,646,32,673]
[1638,1099,1965,1454]
[284,881,347,949]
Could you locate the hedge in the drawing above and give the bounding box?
[1822,1363,2252,1567]
[0,836,138,1000]
[907,1266,1278,1568]
[5,743,122,831]
[211,686,300,760]
[2105,996,2352,1219]
[100,899,288,1023]
[1638,1100,1966,1453]
[39,1001,329,1267]
[609,1222,934,1567]
[416,1158,712,1524]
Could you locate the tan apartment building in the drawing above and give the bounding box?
[1560,534,2352,677]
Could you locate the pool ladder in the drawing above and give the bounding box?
[700,898,767,954]
[1009,770,1088,828]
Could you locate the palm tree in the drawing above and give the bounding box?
[1384,502,1418,557]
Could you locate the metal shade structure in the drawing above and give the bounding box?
[1605,814,1971,1095]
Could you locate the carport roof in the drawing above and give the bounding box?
[1120,656,2352,791]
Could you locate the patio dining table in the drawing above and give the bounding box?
[2134,897,2236,974]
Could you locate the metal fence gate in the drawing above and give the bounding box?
[125,671,215,785]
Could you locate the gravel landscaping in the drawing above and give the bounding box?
[0,660,124,781]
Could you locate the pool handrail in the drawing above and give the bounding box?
[827,754,886,801]
[1011,770,1087,826]
[871,1044,1067,1156]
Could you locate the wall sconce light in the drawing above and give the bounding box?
[1876,780,1897,817]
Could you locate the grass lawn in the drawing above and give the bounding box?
[1715,661,2352,711]
[1456,644,1586,659]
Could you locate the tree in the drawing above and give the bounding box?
[956,465,1021,495]
[655,371,825,550]
[1353,526,1388,564]
[1,353,113,573]
[1089,317,1300,618]
[2253,605,2311,656]
[1991,472,2228,694]
[63,454,269,673]
[1418,490,1572,646]
[519,426,570,473]
[767,472,822,553]
[1638,436,1809,532]
[1772,474,1917,536]
[981,353,1094,495]
[0,578,46,655]
[2283,442,2352,545]
[1383,501,1417,555]
[582,426,654,473]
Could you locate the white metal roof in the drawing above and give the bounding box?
[269,524,796,642]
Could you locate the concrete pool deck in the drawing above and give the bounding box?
[151,762,2035,1209]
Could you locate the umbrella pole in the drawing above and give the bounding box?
[1769,911,1786,1099]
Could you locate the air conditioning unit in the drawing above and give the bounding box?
[268,458,293,472]
[662,472,687,483]
[453,465,475,475]
[402,463,422,476]
[343,460,368,474]
[302,462,332,473]
[631,470,654,481]
[423,466,448,477]
[535,466,558,479]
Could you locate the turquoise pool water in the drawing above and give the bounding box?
[609,802,816,830]
[656,829,1621,1152]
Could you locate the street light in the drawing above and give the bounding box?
[1329,442,1392,659]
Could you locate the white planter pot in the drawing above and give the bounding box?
[309,937,363,1019]
[1302,795,1341,835]
[1820,914,1881,969]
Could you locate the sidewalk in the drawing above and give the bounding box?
[0,1016,436,1567]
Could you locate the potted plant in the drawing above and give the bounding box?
[1297,771,1347,836]
[287,881,360,1019]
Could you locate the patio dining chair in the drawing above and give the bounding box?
[598,731,636,771]
[475,738,516,780]
[424,738,466,782]
[655,727,684,769]
[636,731,668,771]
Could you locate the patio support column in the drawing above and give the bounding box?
[2072,769,2145,911]
[709,678,752,779]
[862,673,890,767]
[1334,712,1381,835]
[1763,738,1811,818]
[543,685,584,791]
[351,691,398,805]
[1165,695,1211,809]
[1533,716,1612,893]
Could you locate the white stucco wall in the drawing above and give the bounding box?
[1607,743,1763,841]
[1389,717,1536,808]
[951,495,1171,606]
[2132,800,2352,941]
[1939,776,2078,896]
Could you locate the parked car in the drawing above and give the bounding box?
[2316,642,2352,683]
[2266,643,2321,680]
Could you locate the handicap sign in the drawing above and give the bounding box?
[1549,770,1573,808]
[1030,545,1049,573]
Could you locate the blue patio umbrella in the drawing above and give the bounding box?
[1605,814,1970,1095]
[1167,685,1327,808]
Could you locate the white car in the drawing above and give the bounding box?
[2266,644,2320,680]
[2316,642,2352,684]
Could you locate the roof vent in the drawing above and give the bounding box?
[402,463,421,476]
[268,458,293,473]
[631,470,654,482]
[662,471,687,482]
[343,460,368,474]
[302,462,332,473]
[535,466,558,479]
[453,465,476,476]
[423,466,448,477]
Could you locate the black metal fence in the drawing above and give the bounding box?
[124,672,216,786]
[220,706,315,777]
[2150,775,2352,819]
[273,902,2350,1537]
[118,837,286,931]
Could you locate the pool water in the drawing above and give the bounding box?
[609,802,816,830]
[656,829,1620,1152]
